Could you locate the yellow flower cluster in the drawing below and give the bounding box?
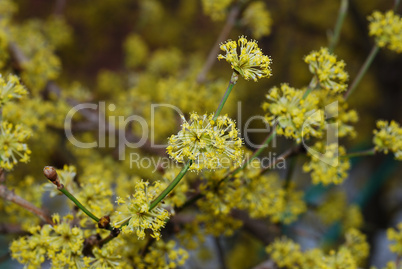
[387,222,402,256]
[75,175,114,224]
[373,120,402,160]
[382,261,402,269]
[368,10,402,53]
[317,190,347,225]
[304,47,348,93]
[201,0,233,21]
[242,1,272,39]
[303,142,351,185]
[315,92,359,138]
[147,47,183,76]
[343,228,370,266]
[237,173,286,219]
[218,36,272,81]
[195,169,243,236]
[266,229,369,268]
[317,190,363,230]
[0,74,28,106]
[270,185,307,225]
[198,158,306,226]
[113,180,170,240]
[136,240,189,269]
[167,113,243,171]
[266,237,303,267]
[90,244,125,269]
[157,77,236,115]
[262,83,323,143]
[196,210,243,237]
[124,34,149,69]
[0,121,31,170]
[343,205,364,231]
[44,17,72,48]
[11,21,62,93]
[10,215,89,268]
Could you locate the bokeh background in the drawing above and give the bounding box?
[1,0,402,268]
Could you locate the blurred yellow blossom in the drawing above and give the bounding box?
[387,222,402,256]
[373,120,402,160]
[303,142,350,185]
[0,121,31,170]
[0,74,28,106]
[368,10,402,53]
[201,0,233,21]
[304,47,348,93]
[242,1,272,39]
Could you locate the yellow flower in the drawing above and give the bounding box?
[0,74,28,106]
[387,222,402,256]
[218,36,272,81]
[201,0,233,21]
[266,237,303,268]
[0,121,31,170]
[242,1,272,39]
[262,83,324,143]
[167,113,243,171]
[137,240,189,269]
[303,142,351,185]
[343,228,369,266]
[90,244,124,269]
[304,47,348,93]
[373,120,402,160]
[10,215,87,268]
[113,180,170,240]
[368,10,402,53]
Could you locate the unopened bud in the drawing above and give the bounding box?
[43,166,58,182]
[98,216,111,229]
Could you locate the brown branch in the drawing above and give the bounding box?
[215,236,228,269]
[0,223,25,234]
[196,4,241,84]
[53,0,66,16]
[231,210,280,245]
[259,144,304,175]
[0,184,54,225]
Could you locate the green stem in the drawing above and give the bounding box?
[59,187,100,223]
[213,72,238,121]
[283,156,297,190]
[150,72,237,211]
[344,45,379,100]
[342,147,375,158]
[329,0,348,53]
[302,79,317,99]
[149,161,192,211]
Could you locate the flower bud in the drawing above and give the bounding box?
[43,166,58,182]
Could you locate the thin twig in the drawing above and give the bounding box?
[0,184,53,225]
[328,0,349,53]
[197,5,241,84]
[344,45,379,100]
[259,144,303,175]
[140,237,156,258]
[215,236,227,269]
